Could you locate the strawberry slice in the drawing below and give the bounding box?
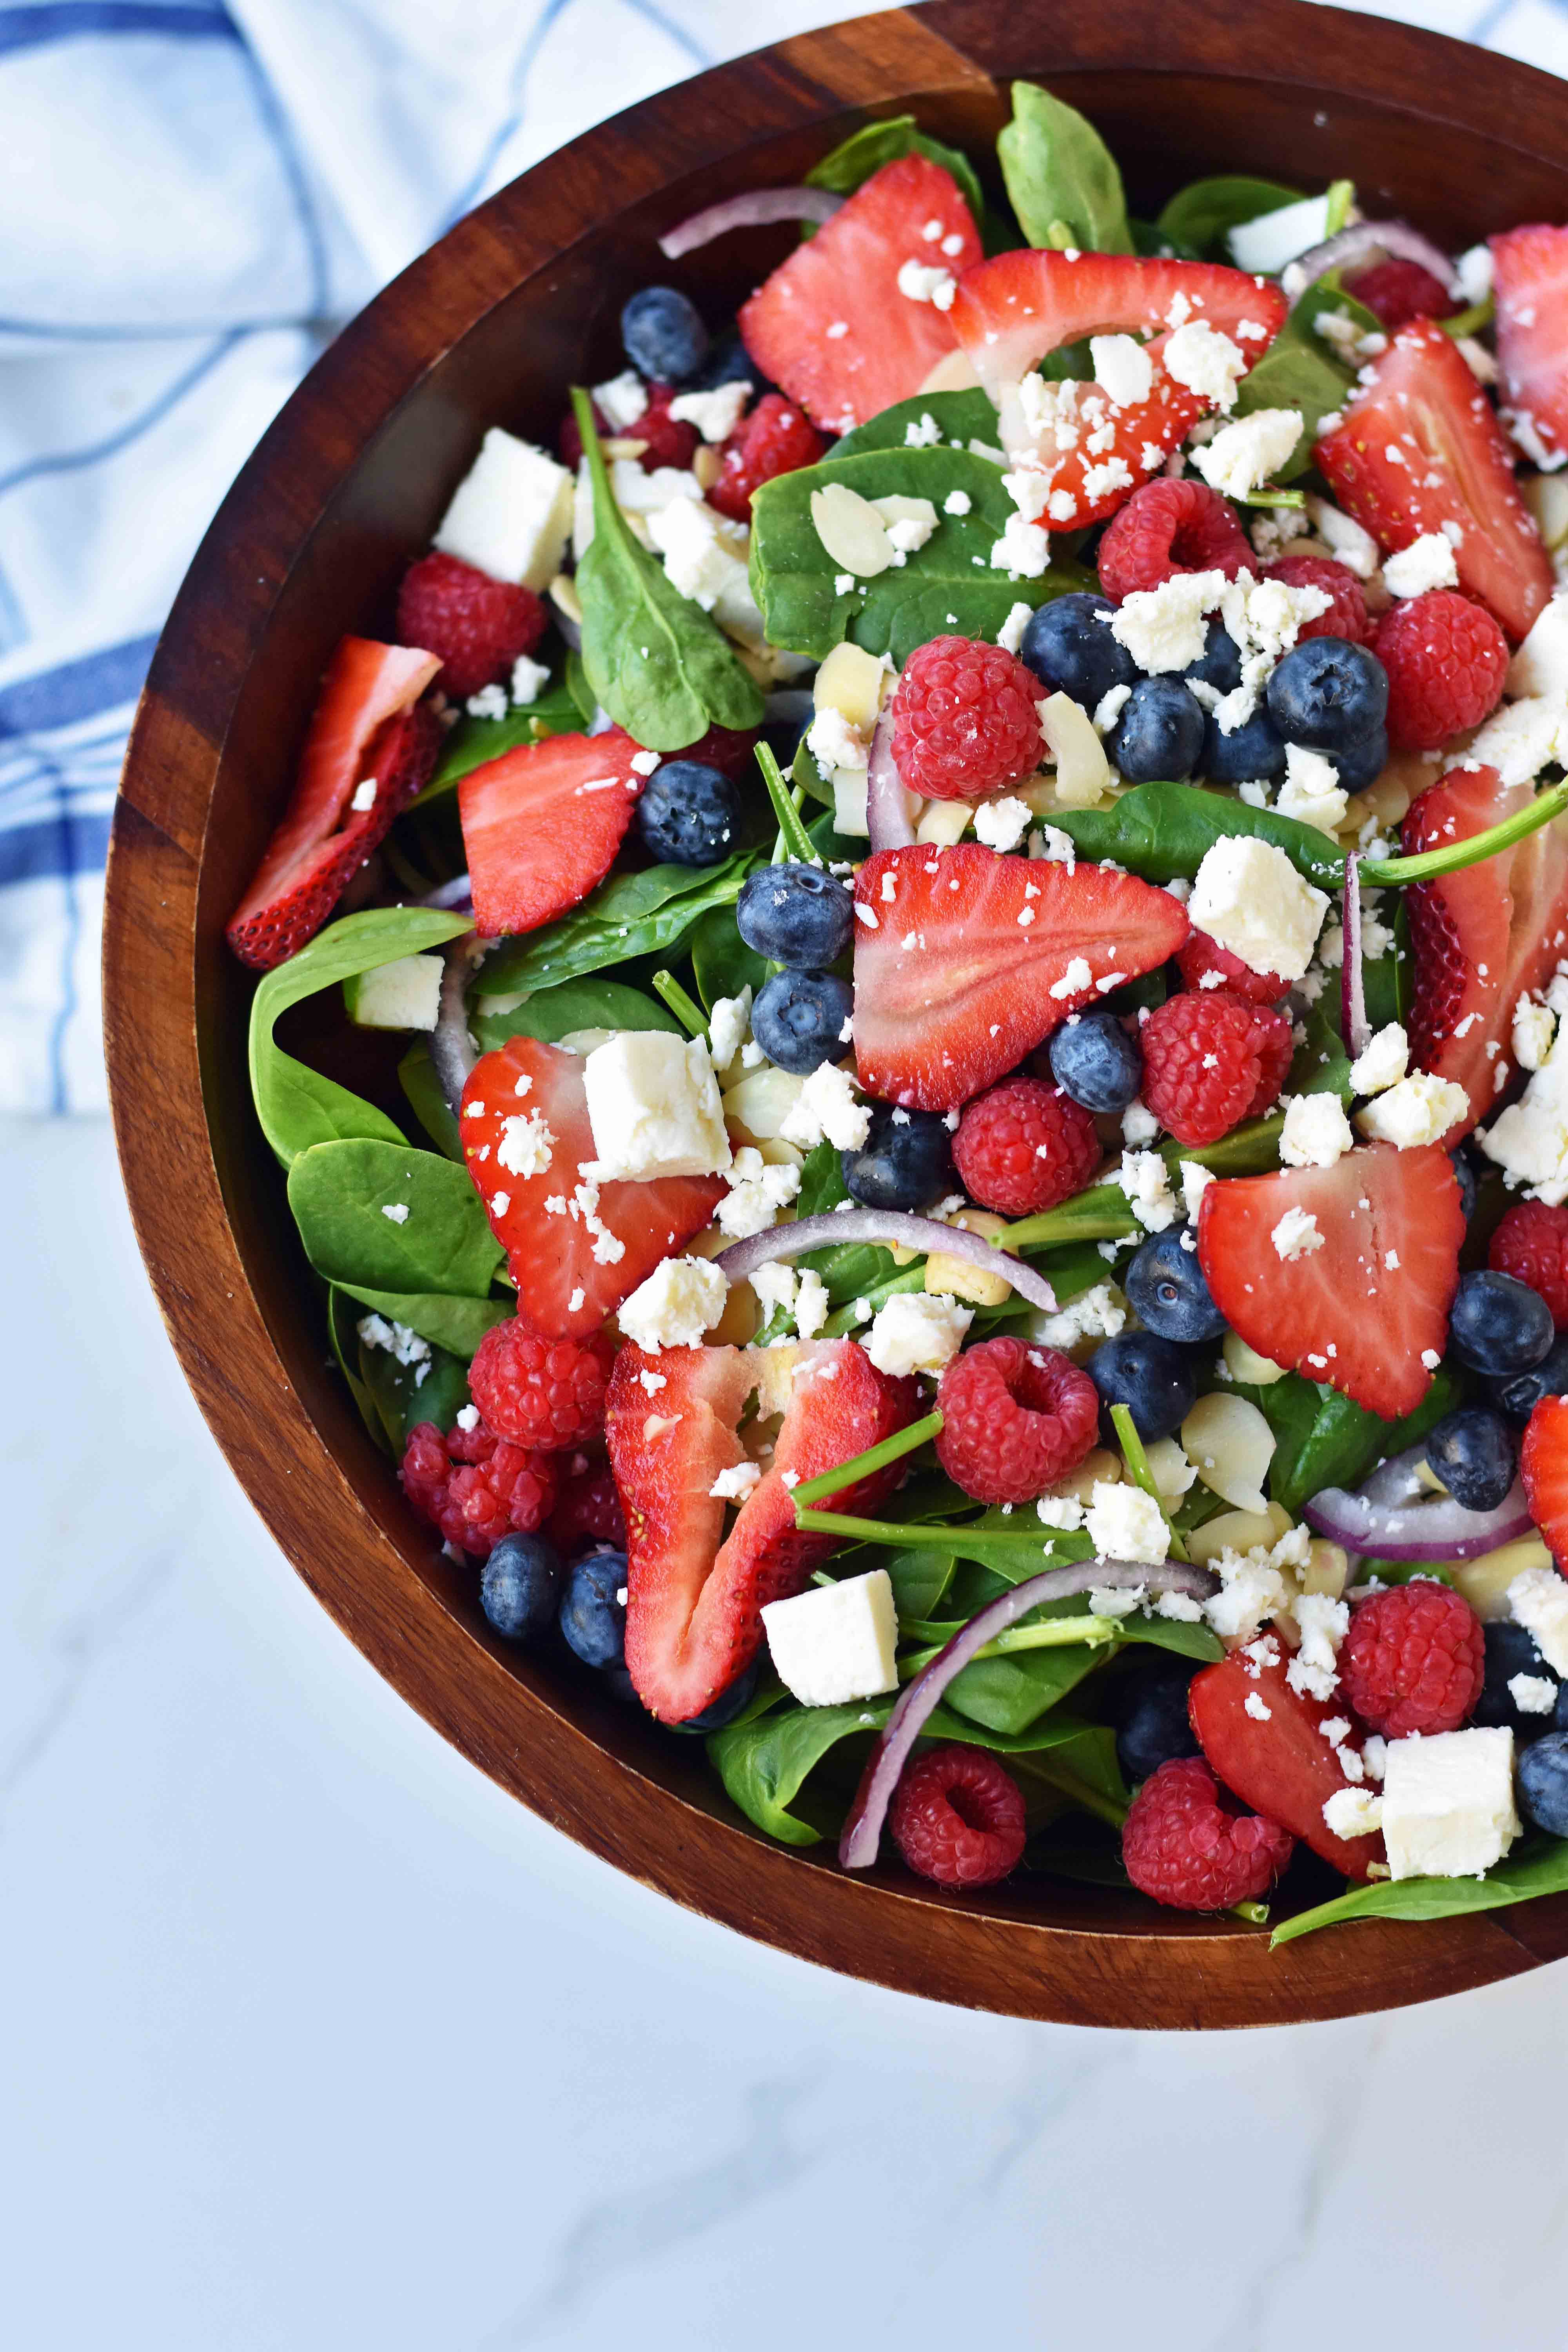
[1189,1653,1385,1880]
[1314,321,1551,641]
[1522,1394,1568,1572]
[609,1337,918,1721]
[1401,762,1568,1135]
[851,844,1190,1111]
[458,726,645,939]
[1491,224,1568,470]
[737,156,981,433]
[1196,1143,1463,1419]
[948,252,1287,524]
[460,1036,724,1338]
[227,637,441,969]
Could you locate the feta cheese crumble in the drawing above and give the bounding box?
[1189,836,1329,981]
[1272,1206,1324,1261]
[863,1292,972,1378]
[617,1255,729,1351]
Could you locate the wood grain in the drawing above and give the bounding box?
[107,0,1568,2027]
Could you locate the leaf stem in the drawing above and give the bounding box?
[756,741,821,866]
[794,1505,1054,1570]
[789,1411,944,1506]
[650,968,708,1038]
[1110,1402,1188,1564]
[1363,779,1568,887]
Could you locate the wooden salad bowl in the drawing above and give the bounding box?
[106,0,1568,2027]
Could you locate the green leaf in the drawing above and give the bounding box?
[1048,779,1347,891]
[471,975,684,1053]
[881,1548,955,1621]
[415,674,584,803]
[1230,1363,1463,1515]
[332,1285,510,1359]
[1364,898,1413,1031]
[689,901,767,1011]
[1288,991,1353,1101]
[249,906,473,1168]
[572,390,763,751]
[1271,1835,1568,1946]
[327,1283,385,1451]
[748,445,1093,663]
[805,113,985,236]
[475,849,753,994]
[356,1328,472,1452]
[830,387,1000,461]
[1155,175,1305,259]
[942,1642,1105,1734]
[997,81,1132,255]
[397,1041,464,1160]
[564,645,596,724]
[1230,284,1379,479]
[286,1138,502,1302]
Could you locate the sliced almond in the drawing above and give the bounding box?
[1181,1392,1276,1514]
[693,444,722,493]
[722,1066,805,1144]
[1299,1539,1350,1602]
[918,346,982,395]
[1221,1330,1288,1387]
[1451,1534,1555,1620]
[1187,1500,1293,1568]
[810,482,895,577]
[548,572,583,626]
[871,494,939,554]
[1143,1436,1197,1504]
[814,640,888,734]
[925,1210,1015,1307]
[1037,690,1109,809]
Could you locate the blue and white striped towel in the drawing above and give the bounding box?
[1,0,1561,1111]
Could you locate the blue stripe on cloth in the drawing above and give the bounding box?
[0,807,112,886]
[0,633,156,737]
[0,3,238,55]
[0,331,243,501]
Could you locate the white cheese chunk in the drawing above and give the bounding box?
[1381,1726,1521,1880]
[863,1292,972,1378]
[1189,835,1329,981]
[617,1254,729,1350]
[1163,320,1248,412]
[433,426,574,589]
[1355,1071,1469,1149]
[1227,192,1331,276]
[1382,532,1459,599]
[1091,332,1154,408]
[1350,1022,1409,1095]
[583,1032,731,1181]
[1192,408,1303,500]
[1509,1565,1568,1676]
[1279,1091,1354,1169]
[762,1569,899,1707]
[1085,1481,1169,1568]
[1508,592,1568,699]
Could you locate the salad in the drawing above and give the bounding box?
[229,83,1568,1945]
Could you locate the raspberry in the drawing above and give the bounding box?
[395,554,548,701]
[935,1336,1099,1505]
[1263,554,1371,646]
[890,635,1044,801]
[677,721,759,780]
[952,1077,1102,1216]
[400,1419,560,1556]
[1140,991,1294,1147]
[1345,258,1458,330]
[1122,1757,1294,1911]
[1097,477,1252,601]
[1374,590,1508,751]
[1175,927,1289,1007]
[559,382,697,474]
[468,1318,615,1450]
[1338,1583,1485,1738]
[545,1459,627,1556]
[888,1745,1027,1887]
[708,391,827,521]
[1491,1199,1568,1329]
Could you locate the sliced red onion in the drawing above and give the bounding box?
[659,187,844,259]
[1283,221,1461,308]
[552,605,583,653]
[715,1210,1058,1314]
[1303,1440,1534,1560]
[419,874,474,911]
[866,702,916,851]
[839,1557,1218,1869]
[1341,850,1370,1061]
[431,936,482,1117]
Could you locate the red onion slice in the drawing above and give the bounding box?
[659,187,844,260]
[1341,850,1370,1061]
[1303,1437,1534,1561]
[715,1210,1057,1314]
[839,1557,1217,1869]
[431,936,483,1117]
[1283,221,1461,308]
[420,874,474,912]
[866,702,916,851]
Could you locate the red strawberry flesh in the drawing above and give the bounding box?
[459,726,645,938]
[1189,1653,1385,1879]
[1491,223,1568,470]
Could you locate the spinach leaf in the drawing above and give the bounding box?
[398,1040,464,1160]
[1048,780,1347,891]
[572,390,764,750]
[830,387,1000,461]
[997,81,1132,255]
[881,1548,955,1621]
[415,674,584,803]
[356,1328,472,1452]
[286,1137,502,1301]
[1230,285,1378,479]
[1271,1834,1568,1946]
[475,850,753,994]
[1363,895,1413,1031]
[1231,1363,1462,1515]
[749,445,1092,663]
[1288,993,1353,1100]
[327,1283,383,1450]
[943,1642,1105,1734]
[564,645,596,725]
[1130,218,1201,262]
[249,906,473,1168]
[334,1285,509,1359]
[689,901,767,1010]
[471,975,683,1052]
[1155,175,1305,259]
[806,113,985,236]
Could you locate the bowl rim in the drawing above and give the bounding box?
[106,0,1568,2027]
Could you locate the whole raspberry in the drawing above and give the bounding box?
[1175,927,1289,1007]
[468,1318,615,1450]
[1374,590,1508,751]
[1264,554,1372,646]
[396,554,548,701]
[545,1459,627,1556]
[1345,258,1458,330]
[935,1336,1099,1504]
[1097,477,1252,601]
[890,635,1044,801]
[1140,991,1294,1147]
[708,391,828,521]
[1491,1200,1568,1329]
[559,381,698,473]
[1338,1583,1485,1738]
[889,1745,1027,1887]
[678,721,759,780]
[952,1077,1102,1217]
[1122,1757,1295,1911]
[400,1419,560,1555]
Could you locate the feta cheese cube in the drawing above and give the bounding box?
[1085,1480,1169,1567]
[1192,408,1303,500]
[780,1061,871,1152]
[863,1292,972,1377]
[1509,1564,1568,1675]
[1350,1022,1409,1095]
[1355,1071,1470,1149]
[1279,1091,1354,1169]
[433,427,574,590]
[646,496,745,611]
[1276,744,1348,835]
[1110,568,1227,674]
[1381,1726,1521,1880]
[1091,333,1155,408]
[762,1569,899,1707]
[583,1032,731,1181]
[1226,192,1332,276]
[592,369,649,430]
[1382,532,1459,599]
[667,381,750,443]
[617,1254,729,1350]
[1189,836,1330,981]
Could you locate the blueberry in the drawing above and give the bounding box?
[1107,677,1207,784]
[676,1658,762,1733]
[1490,1331,1568,1423]
[737,860,853,966]
[1019,592,1136,710]
[1048,1008,1143,1113]
[842,1103,954,1210]
[1087,1331,1198,1445]
[692,327,771,395]
[1200,705,1287,786]
[1451,1145,1479,1223]
[637,760,743,866]
[1332,725,1389,794]
[1473,1619,1559,1737]
[1265,637,1389,752]
[1448,1268,1555,1377]
[559,1548,628,1669]
[1114,1660,1201,1785]
[620,285,710,384]
[1425,1405,1519,1513]
[751,969,855,1074]
[1184,622,1242,695]
[1518,1730,1568,1835]
[480,1533,563,1643]
[1125,1228,1228,1344]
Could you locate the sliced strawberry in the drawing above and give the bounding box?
[948,251,1287,525]
[737,156,981,433]
[1196,1143,1463,1419]
[458,726,645,939]
[1188,1654,1385,1880]
[1314,321,1551,641]
[851,844,1190,1112]
[227,637,441,969]
[1522,1393,1568,1572]
[610,1338,919,1722]
[459,1036,724,1338]
[1491,224,1568,469]
[1401,762,1568,1135]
